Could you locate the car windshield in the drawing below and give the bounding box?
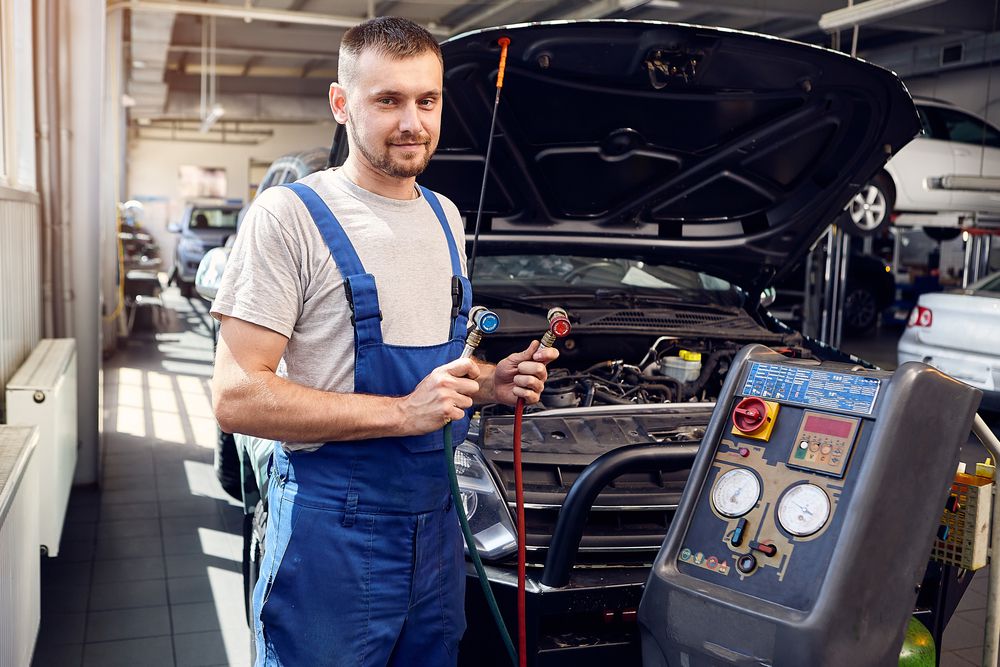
[473,255,743,307]
[190,208,238,230]
[976,273,1000,294]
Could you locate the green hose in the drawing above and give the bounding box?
[444,423,518,666]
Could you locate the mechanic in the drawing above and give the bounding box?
[210,16,557,667]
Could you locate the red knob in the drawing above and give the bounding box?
[732,397,768,434]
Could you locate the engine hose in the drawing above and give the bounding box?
[686,350,727,398]
[444,423,518,666]
[594,388,633,405]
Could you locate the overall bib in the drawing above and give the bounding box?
[253,182,473,667]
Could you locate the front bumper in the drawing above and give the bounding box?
[460,565,647,667]
[458,443,698,666]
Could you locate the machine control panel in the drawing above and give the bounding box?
[787,411,860,477]
[674,361,880,610]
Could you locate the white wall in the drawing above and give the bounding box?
[904,64,1000,126]
[126,120,337,264]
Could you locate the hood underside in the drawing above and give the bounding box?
[418,21,920,292]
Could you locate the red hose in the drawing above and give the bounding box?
[513,396,527,667]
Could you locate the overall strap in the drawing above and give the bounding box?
[420,186,472,339]
[283,183,383,346]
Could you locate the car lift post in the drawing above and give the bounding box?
[803,224,851,347]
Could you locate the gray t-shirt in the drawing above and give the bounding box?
[211,168,467,451]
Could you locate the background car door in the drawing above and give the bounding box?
[890,106,954,211]
[932,106,1000,214]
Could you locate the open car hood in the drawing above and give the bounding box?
[417,21,920,294]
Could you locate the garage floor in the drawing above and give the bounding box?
[32,291,250,667]
[30,297,999,666]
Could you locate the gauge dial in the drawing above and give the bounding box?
[777,484,831,537]
[711,468,761,518]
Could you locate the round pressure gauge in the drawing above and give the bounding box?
[711,468,761,518]
[777,484,831,537]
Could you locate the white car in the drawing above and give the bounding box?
[898,272,1000,410]
[845,98,1000,235]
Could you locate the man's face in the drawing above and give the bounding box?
[334,49,443,179]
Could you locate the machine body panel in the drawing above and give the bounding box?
[638,345,982,667]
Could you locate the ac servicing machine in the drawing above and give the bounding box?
[638,344,982,667]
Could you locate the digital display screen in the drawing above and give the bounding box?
[804,415,854,438]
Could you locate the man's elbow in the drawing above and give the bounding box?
[212,380,244,434]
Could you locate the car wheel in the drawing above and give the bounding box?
[178,279,195,298]
[841,173,895,237]
[843,284,879,334]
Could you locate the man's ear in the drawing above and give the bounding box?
[329,82,348,125]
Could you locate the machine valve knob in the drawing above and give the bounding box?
[736,553,758,574]
[732,397,769,434]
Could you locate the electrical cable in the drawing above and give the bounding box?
[103,208,126,322]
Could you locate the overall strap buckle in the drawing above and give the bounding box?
[344,276,382,328]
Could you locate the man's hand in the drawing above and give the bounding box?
[397,358,481,435]
[489,341,559,406]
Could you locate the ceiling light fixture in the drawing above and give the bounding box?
[818,0,946,32]
[200,102,225,133]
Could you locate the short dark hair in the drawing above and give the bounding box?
[338,17,442,89]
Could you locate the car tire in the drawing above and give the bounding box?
[841,172,895,237]
[246,499,267,661]
[843,284,880,334]
[922,226,962,242]
[178,279,195,298]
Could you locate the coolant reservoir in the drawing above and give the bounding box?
[659,349,702,383]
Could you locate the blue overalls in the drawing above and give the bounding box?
[252,182,473,667]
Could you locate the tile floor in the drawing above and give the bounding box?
[33,290,250,666]
[30,296,1000,666]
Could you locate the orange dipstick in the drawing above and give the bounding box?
[496,37,511,89]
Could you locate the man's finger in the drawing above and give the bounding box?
[532,346,559,363]
[516,361,549,380]
[506,340,540,365]
[443,358,480,379]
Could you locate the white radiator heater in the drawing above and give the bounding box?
[0,426,40,667]
[5,339,77,557]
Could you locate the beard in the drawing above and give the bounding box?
[349,123,434,179]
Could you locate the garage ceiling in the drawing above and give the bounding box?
[120,0,997,124]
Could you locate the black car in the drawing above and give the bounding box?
[201,20,927,666]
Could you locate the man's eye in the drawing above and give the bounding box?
[377,98,394,105]
[419,99,436,107]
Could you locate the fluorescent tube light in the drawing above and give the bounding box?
[818,0,945,32]
[199,102,225,133]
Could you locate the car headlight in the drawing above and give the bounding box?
[454,442,517,560]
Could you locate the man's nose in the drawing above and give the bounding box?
[398,101,422,134]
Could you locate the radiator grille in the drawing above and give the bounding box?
[0,198,42,422]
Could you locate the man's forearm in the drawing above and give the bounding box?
[213,369,407,443]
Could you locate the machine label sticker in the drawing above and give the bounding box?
[679,547,731,576]
[741,363,880,415]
